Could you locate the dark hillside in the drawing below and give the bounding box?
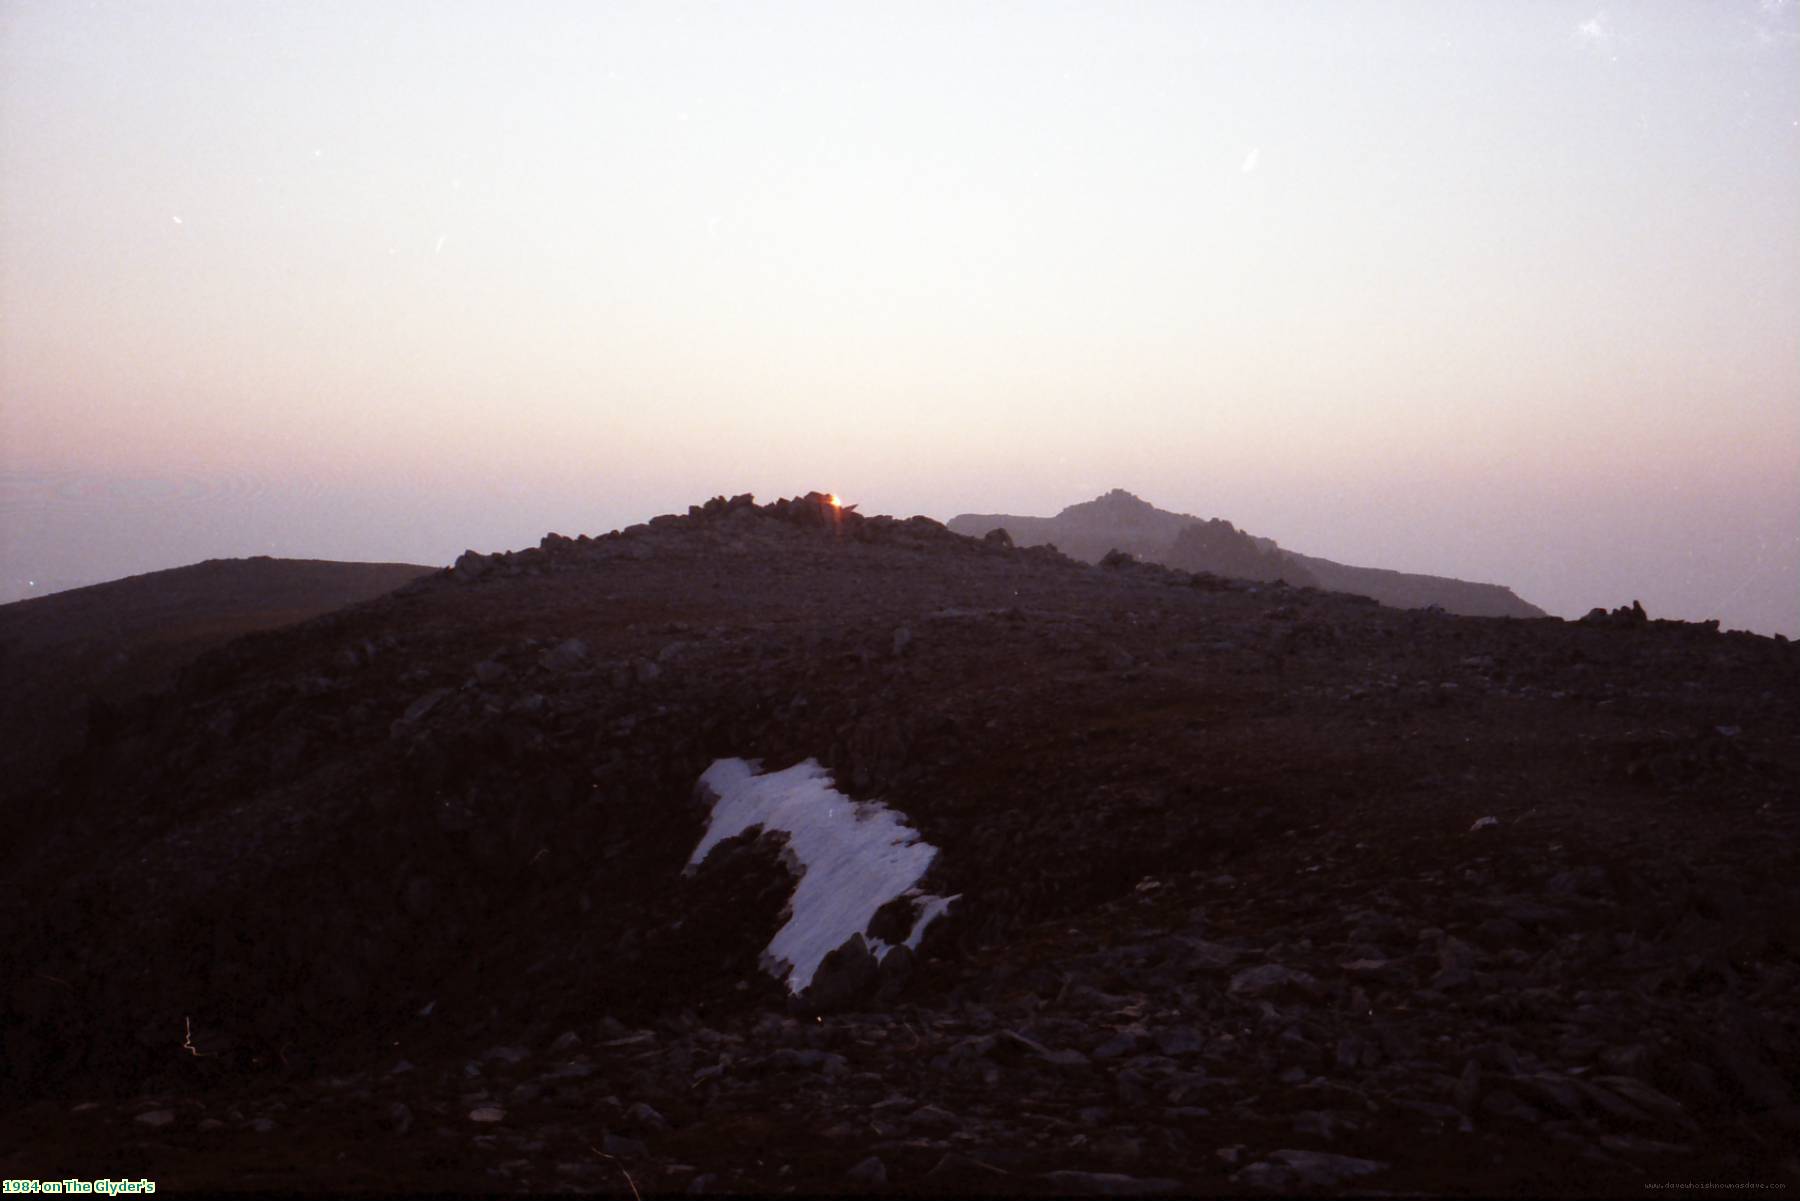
[0,556,435,802]
[2,495,1795,1196]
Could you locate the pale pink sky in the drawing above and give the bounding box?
[3,2,1796,634]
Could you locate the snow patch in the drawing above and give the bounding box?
[688,757,957,993]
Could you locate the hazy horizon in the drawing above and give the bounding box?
[4,2,1797,635]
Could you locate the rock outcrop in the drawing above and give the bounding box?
[1163,518,1320,588]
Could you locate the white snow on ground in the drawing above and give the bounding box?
[688,757,958,993]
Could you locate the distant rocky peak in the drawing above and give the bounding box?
[1056,488,1181,530]
[947,488,1546,617]
[1063,488,1151,514]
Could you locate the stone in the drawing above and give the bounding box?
[134,1109,175,1128]
[1547,866,1608,897]
[452,550,492,581]
[1334,1035,1370,1070]
[1229,964,1320,999]
[1153,1026,1204,1056]
[766,1048,850,1076]
[1042,1170,1183,1195]
[542,1059,594,1080]
[1000,1028,1090,1068]
[1474,917,1525,947]
[1708,1018,1793,1111]
[1430,965,1476,991]
[805,933,878,1013]
[1291,1111,1340,1139]
[1453,1058,1482,1113]
[1495,897,1571,928]
[1438,935,1478,973]
[907,1104,959,1131]
[1480,1089,1544,1123]
[1179,939,1243,972]
[401,688,450,724]
[875,942,914,1002]
[1512,1073,1584,1118]
[1102,646,1137,671]
[627,1101,671,1134]
[1116,1069,1153,1105]
[381,1101,414,1135]
[1238,1149,1388,1191]
[846,1156,887,1185]
[469,1106,506,1123]
[1095,1133,1144,1166]
[1094,1032,1140,1060]
[539,639,589,674]
[603,1132,648,1158]
[1592,1075,1690,1126]
[1598,1134,1694,1158]
[924,1152,1010,1182]
[401,875,435,919]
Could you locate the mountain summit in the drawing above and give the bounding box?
[3,491,1793,1195]
[949,490,1544,618]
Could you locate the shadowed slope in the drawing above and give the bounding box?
[0,556,436,801]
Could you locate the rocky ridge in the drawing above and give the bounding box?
[3,491,1796,1195]
[949,489,1545,619]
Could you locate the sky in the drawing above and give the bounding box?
[2,0,1796,635]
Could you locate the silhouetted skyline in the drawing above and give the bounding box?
[3,1,1796,634]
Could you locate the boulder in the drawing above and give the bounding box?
[1237,1149,1388,1191]
[846,1156,887,1185]
[1229,964,1320,1000]
[1042,1170,1182,1195]
[804,933,878,1014]
[538,639,589,674]
[452,550,493,581]
[875,943,914,1002]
